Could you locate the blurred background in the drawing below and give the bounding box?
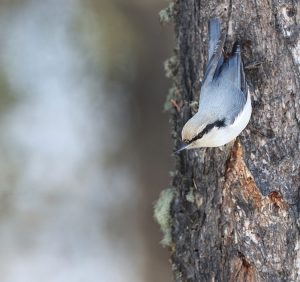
[0,0,174,281]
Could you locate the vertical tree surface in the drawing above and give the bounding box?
[163,0,300,281]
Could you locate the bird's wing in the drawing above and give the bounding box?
[213,42,248,99]
[199,81,247,124]
[199,19,249,124]
[208,18,221,60]
[222,83,248,123]
[203,18,224,85]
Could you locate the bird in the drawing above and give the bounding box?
[179,17,252,151]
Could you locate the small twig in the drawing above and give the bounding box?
[245,60,264,70]
[170,99,181,112]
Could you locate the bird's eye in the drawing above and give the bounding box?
[183,139,189,144]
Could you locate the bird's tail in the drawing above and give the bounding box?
[203,17,224,84]
[232,41,248,94]
[208,18,221,60]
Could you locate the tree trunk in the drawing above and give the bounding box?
[161,0,300,281]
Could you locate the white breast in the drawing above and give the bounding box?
[195,90,252,147]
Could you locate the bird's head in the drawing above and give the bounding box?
[179,115,207,151]
[179,113,226,151]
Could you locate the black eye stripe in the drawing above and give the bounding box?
[187,119,226,144]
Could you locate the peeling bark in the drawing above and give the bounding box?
[165,0,300,281]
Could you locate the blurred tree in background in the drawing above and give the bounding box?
[0,0,173,281]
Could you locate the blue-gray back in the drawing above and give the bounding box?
[199,18,248,124]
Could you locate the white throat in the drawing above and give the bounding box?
[192,90,252,148]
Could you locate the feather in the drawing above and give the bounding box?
[203,18,224,84]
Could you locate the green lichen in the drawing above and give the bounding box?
[186,188,195,203]
[154,187,175,246]
[163,55,181,111]
[161,21,181,111]
[175,270,183,280]
[158,2,174,24]
[164,55,178,79]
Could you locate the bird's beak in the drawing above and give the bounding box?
[174,143,189,154]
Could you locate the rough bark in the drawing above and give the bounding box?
[164,0,300,281]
